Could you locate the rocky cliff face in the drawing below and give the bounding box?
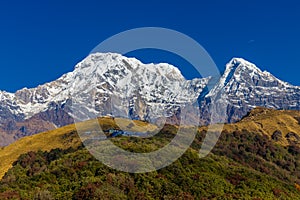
[0,53,299,146]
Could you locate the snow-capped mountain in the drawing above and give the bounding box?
[203,57,300,122]
[0,53,300,146]
[0,53,209,146]
[69,53,209,123]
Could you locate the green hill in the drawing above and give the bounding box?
[1,109,300,199]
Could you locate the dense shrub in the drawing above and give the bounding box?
[0,128,300,199]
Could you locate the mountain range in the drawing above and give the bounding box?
[0,53,300,146]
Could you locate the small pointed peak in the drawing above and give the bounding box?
[229,57,250,64]
[228,57,256,67]
[225,57,262,74]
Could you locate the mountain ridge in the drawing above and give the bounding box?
[1,53,300,146]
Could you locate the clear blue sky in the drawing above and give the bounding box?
[0,0,300,92]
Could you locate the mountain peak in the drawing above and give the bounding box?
[229,57,253,64]
[226,57,262,73]
[73,52,185,81]
[207,58,262,95]
[206,57,295,100]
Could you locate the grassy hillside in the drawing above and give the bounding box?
[227,107,300,146]
[200,107,300,146]
[0,117,157,180]
[0,123,80,180]
[1,108,300,199]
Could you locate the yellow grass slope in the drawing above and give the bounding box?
[223,107,300,146]
[0,123,80,179]
[0,117,158,179]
